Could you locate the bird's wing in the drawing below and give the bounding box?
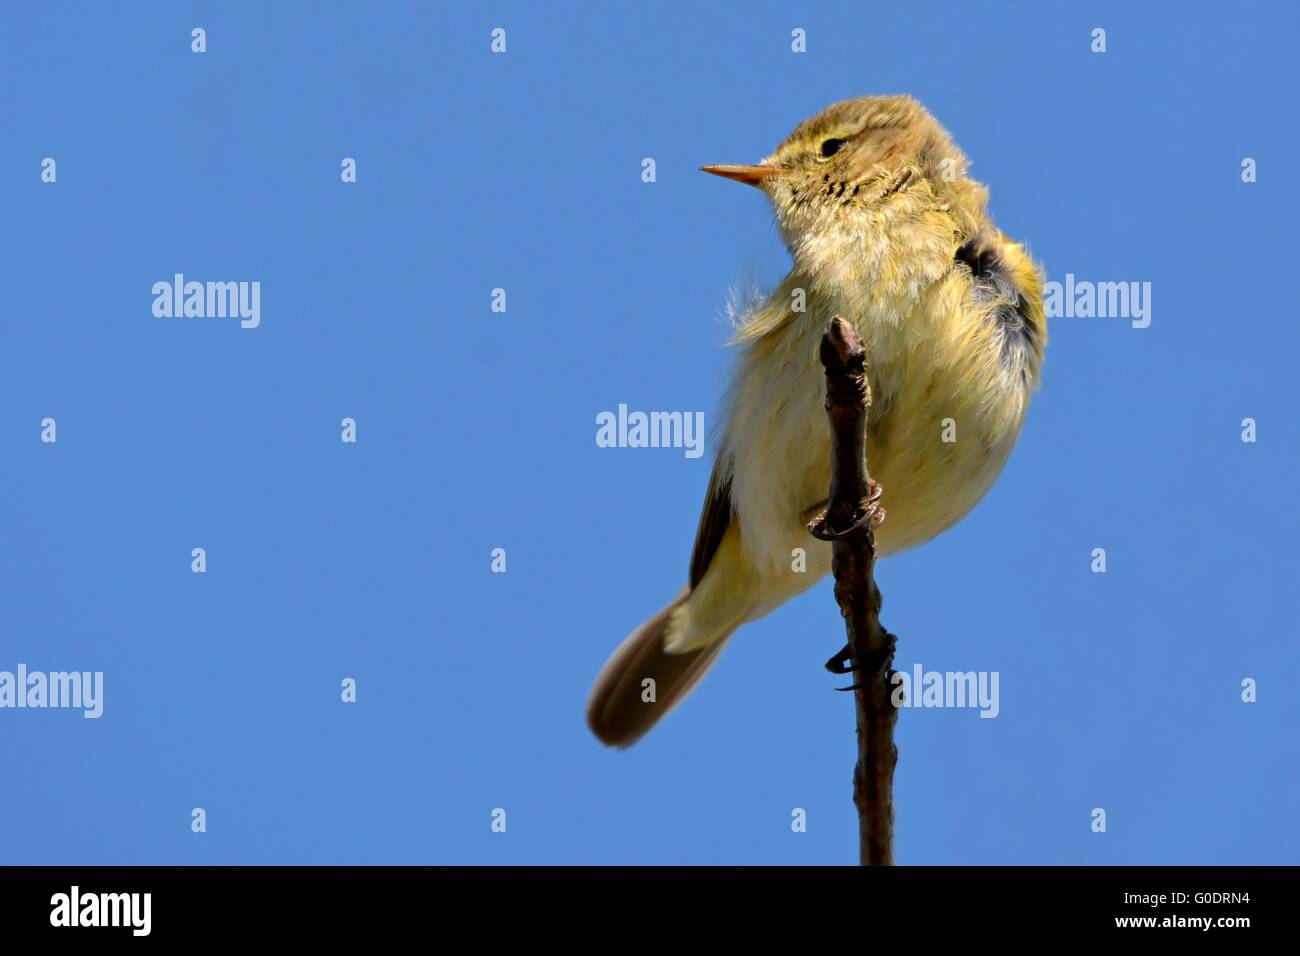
[955,227,1046,386]
[688,458,733,589]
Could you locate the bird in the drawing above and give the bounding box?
[587,94,1045,748]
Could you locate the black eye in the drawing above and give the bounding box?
[820,138,843,158]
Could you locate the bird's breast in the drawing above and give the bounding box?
[722,269,1030,576]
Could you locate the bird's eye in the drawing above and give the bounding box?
[820,138,844,158]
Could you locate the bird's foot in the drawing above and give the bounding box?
[825,643,855,675]
[860,479,886,532]
[825,627,899,691]
[807,480,886,540]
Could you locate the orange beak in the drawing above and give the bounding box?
[700,163,788,188]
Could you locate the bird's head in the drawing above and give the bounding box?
[703,95,984,269]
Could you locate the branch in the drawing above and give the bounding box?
[807,317,899,866]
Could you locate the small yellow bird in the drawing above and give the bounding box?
[588,95,1045,747]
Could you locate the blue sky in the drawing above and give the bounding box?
[1,1,1296,865]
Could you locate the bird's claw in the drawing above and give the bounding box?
[825,626,899,690]
[825,643,855,675]
[807,480,886,541]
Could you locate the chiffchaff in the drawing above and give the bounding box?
[589,95,1045,747]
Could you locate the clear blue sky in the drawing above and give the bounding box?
[2,1,1296,865]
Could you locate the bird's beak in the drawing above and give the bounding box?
[700,163,788,188]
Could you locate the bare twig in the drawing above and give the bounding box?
[807,317,898,866]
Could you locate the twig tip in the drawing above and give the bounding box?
[820,316,866,372]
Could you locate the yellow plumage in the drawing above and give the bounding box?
[588,95,1046,746]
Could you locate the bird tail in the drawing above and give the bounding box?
[586,588,733,748]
